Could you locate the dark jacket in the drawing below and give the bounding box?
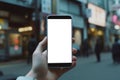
[112,42,120,55]
[28,38,37,54]
[82,41,89,53]
[95,39,103,54]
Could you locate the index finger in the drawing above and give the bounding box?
[34,37,47,54]
[40,37,47,48]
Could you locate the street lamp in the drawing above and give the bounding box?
[114,25,120,30]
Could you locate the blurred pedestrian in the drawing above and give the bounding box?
[112,37,120,63]
[81,39,90,57]
[27,34,37,64]
[95,38,103,62]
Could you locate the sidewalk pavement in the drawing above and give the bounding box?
[59,52,120,80]
[0,59,31,80]
[0,52,120,80]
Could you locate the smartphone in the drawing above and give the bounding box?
[47,15,72,67]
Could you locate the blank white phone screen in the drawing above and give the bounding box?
[48,19,72,63]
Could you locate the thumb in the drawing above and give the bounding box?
[42,50,48,68]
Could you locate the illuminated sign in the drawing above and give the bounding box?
[112,15,120,26]
[18,26,32,32]
[88,3,106,27]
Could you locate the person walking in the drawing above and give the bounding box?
[112,37,120,63]
[81,39,90,57]
[95,38,103,62]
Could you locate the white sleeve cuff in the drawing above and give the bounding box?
[16,76,36,80]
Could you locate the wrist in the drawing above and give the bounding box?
[26,69,37,79]
[26,69,47,80]
[46,71,58,80]
[26,69,59,80]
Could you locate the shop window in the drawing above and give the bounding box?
[9,33,22,56]
[0,31,5,49]
[73,29,82,50]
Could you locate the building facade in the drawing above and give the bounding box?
[0,0,34,60]
[55,0,87,53]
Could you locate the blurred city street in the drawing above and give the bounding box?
[1,52,120,80]
[59,52,120,80]
[0,60,31,76]
[1,0,120,80]
[0,60,31,79]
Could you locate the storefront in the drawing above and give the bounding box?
[0,18,22,60]
[87,3,106,52]
[0,2,34,60]
[0,28,23,60]
[88,25,105,52]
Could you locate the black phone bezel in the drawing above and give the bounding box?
[47,15,72,68]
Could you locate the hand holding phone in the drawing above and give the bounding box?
[25,37,77,80]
